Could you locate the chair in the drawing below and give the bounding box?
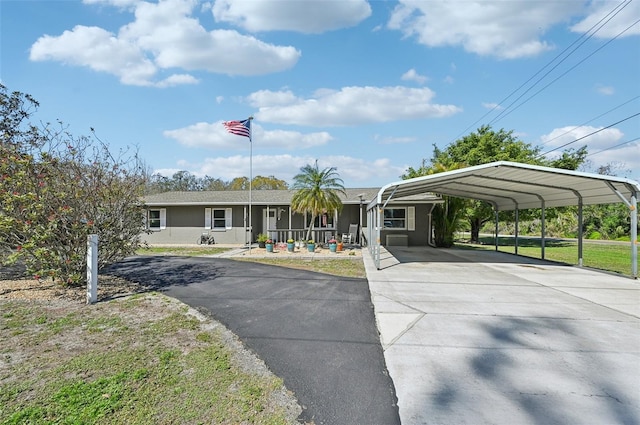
[342,224,358,244]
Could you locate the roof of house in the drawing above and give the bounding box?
[144,187,441,206]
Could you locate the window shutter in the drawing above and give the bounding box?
[408,206,415,231]
[143,209,148,229]
[225,208,232,229]
[204,208,211,229]
[159,208,167,230]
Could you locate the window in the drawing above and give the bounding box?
[212,209,226,229]
[148,208,166,230]
[306,211,335,229]
[205,208,232,230]
[384,208,406,229]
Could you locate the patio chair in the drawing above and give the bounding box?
[342,224,358,244]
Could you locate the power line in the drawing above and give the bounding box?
[488,0,634,126]
[491,17,640,125]
[449,0,633,142]
[540,95,640,147]
[586,136,640,158]
[538,112,640,157]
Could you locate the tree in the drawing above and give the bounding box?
[0,84,147,285]
[251,175,289,190]
[548,146,588,170]
[404,162,468,247]
[290,161,346,242]
[424,125,587,243]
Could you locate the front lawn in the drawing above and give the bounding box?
[456,237,634,276]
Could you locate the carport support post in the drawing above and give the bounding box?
[515,208,519,255]
[541,201,546,260]
[578,200,583,267]
[632,191,638,278]
[376,206,382,269]
[494,210,499,251]
[86,234,98,304]
[605,183,637,278]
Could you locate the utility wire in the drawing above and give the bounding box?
[491,18,640,125]
[488,0,634,126]
[449,0,633,142]
[538,112,640,157]
[540,95,640,147]
[586,136,640,158]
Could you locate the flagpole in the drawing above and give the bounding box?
[248,116,253,253]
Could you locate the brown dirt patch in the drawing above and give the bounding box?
[0,275,149,303]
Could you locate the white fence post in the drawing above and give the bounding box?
[86,234,98,304]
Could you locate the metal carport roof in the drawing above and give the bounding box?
[375,161,640,211]
[367,161,639,277]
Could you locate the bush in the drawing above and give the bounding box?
[0,84,148,285]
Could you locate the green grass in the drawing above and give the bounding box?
[0,294,298,425]
[456,236,634,276]
[136,246,231,256]
[233,257,367,278]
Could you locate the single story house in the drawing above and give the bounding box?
[143,188,442,247]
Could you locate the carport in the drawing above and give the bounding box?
[366,161,639,277]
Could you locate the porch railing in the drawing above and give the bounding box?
[266,228,338,245]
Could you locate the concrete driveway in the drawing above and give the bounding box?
[364,246,640,425]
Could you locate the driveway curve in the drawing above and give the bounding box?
[107,255,400,425]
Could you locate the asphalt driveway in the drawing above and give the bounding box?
[107,256,400,425]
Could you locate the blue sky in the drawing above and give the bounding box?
[2,0,639,188]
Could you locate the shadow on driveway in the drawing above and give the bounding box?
[106,255,400,425]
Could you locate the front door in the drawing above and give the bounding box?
[263,209,277,240]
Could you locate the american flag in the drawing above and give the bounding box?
[223,119,251,139]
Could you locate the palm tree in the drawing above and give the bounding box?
[291,160,346,242]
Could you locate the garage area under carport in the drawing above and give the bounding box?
[366,161,639,278]
[363,244,640,424]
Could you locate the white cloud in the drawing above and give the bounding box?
[571,0,640,38]
[540,125,624,152]
[375,135,416,145]
[211,0,371,33]
[156,73,199,87]
[401,68,428,85]
[163,121,333,150]
[585,141,640,179]
[250,86,462,126]
[30,25,158,86]
[83,0,139,7]
[170,154,406,185]
[30,0,301,86]
[540,126,640,181]
[596,85,615,95]
[482,102,503,110]
[388,0,584,59]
